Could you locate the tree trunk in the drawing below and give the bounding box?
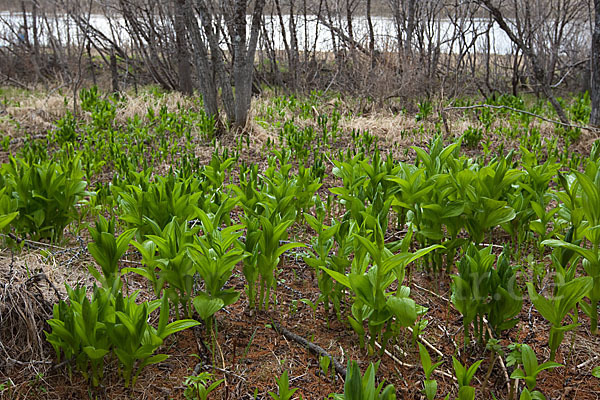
[198,0,236,121]
[183,0,219,117]
[175,0,193,95]
[405,0,416,56]
[231,0,265,129]
[274,0,293,88]
[591,0,600,126]
[345,0,355,55]
[366,0,375,67]
[232,0,249,128]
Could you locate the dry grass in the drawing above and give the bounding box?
[0,88,206,141]
[0,251,58,378]
[0,238,102,392]
[115,91,195,124]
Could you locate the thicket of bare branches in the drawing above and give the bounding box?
[0,0,592,124]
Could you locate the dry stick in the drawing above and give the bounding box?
[575,355,600,371]
[200,364,247,383]
[271,321,347,379]
[375,341,456,381]
[444,104,600,133]
[406,327,444,359]
[373,341,456,381]
[1,233,64,250]
[481,243,505,250]
[412,282,451,303]
[0,233,142,266]
[373,341,413,369]
[0,72,30,89]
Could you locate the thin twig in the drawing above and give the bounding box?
[374,340,413,368]
[271,320,347,378]
[1,233,66,250]
[407,327,445,358]
[200,364,247,382]
[576,355,600,370]
[412,282,451,303]
[374,341,455,381]
[480,243,506,250]
[4,356,53,366]
[445,104,600,133]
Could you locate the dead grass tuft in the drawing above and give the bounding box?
[116,91,195,124]
[0,251,58,378]
[0,240,96,380]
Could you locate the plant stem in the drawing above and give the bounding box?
[550,346,557,362]
[480,350,496,395]
[591,298,598,335]
[464,320,470,350]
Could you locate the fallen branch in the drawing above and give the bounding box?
[1,233,65,250]
[575,355,600,371]
[412,282,450,303]
[271,321,346,378]
[444,104,600,133]
[197,364,247,382]
[407,327,444,358]
[374,340,456,381]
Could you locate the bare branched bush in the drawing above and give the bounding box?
[0,0,593,120]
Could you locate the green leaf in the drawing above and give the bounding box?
[116,228,136,256]
[344,361,363,400]
[536,361,562,373]
[458,386,475,400]
[274,242,307,259]
[138,353,169,370]
[349,273,375,307]
[83,346,109,360]
[521,345,538,376]
[575,171,600,224]
[322,267,351,289]
[354,234,382,264]
[526,283,557,325]
[115,311,137,336]
[157,295,170,336]
[0,211,18,230]
[555,277,593,320]
[121,267,155,281]
[303,213,321,232]
[418,343,432,376]
[348,316,365,338]
[87,263,103,283]
[510,368,526,380]
[424,379,437,400]
[387,296,417,327]
[452,357,467,386]
[520,388,533,400]
[192,295,224,322]
[465,359,483,385]
[541,240,598,264]
[485,205,516,228]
